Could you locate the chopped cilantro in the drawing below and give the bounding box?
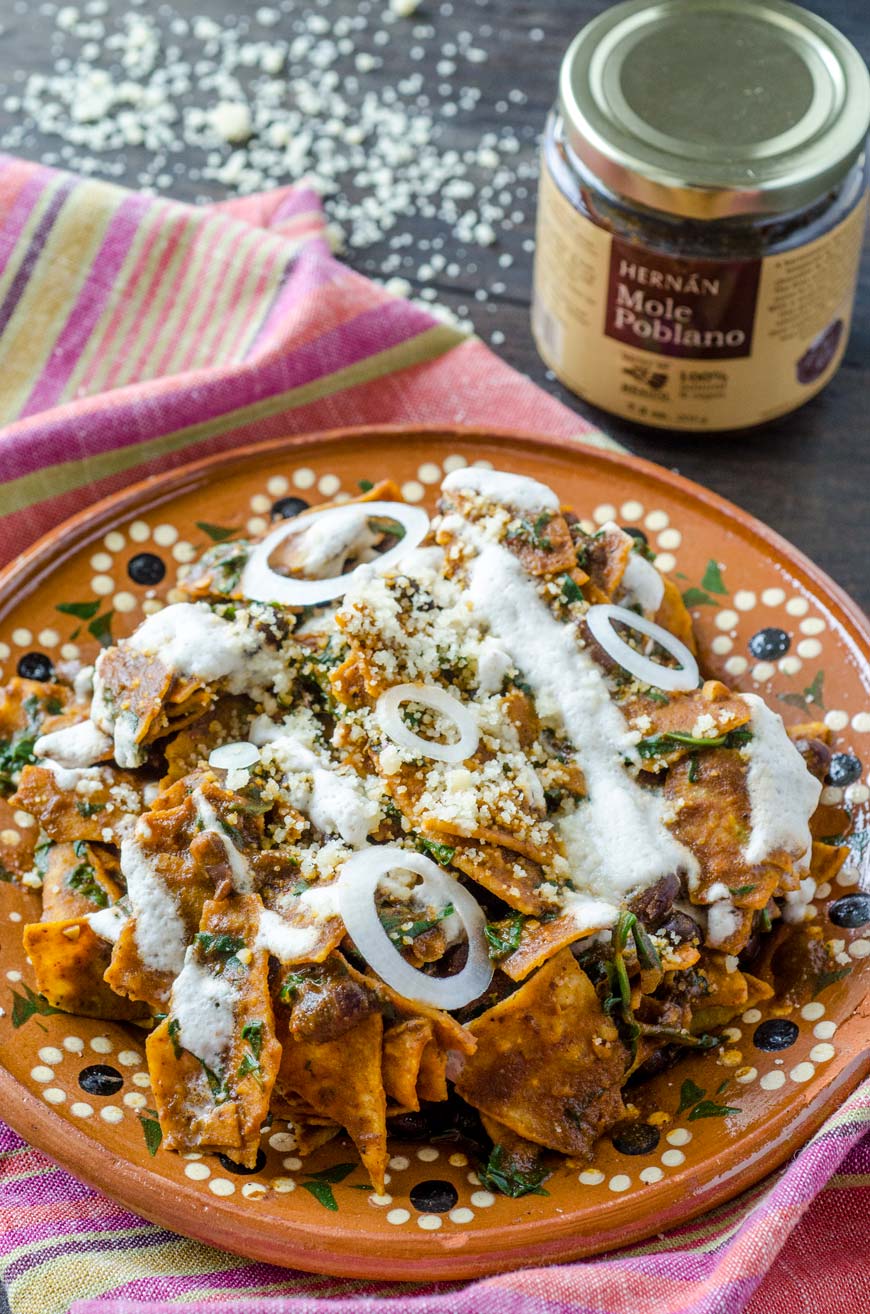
[416,837,456,866]
[66,862,109,908]
[479,1145,549,1198]
[75,800,105,817]
[506,512,553,552]
[484,913,524,961]
[0,733,37,795]
[560,574,583,604]
[636,727,752,758]
[279,971,308,1003]
[195,932,245,959]
[380,902,455,945]
[167,1018,182,1058]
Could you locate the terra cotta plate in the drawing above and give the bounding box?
[1,425,869,1281]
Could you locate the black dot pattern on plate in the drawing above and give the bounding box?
[271,496,310,520]
[827,753,862,787]
[217,1148,267,1175]
[16,652,54,682]
[78,1063,123,1096]
[748,628,790,660]
[622,527,648,545]
[828,893,870,929]
[611,1122,661,1156]
[753,1019,799,1052]
[409,1179,459,1213]
[127,552,166,586]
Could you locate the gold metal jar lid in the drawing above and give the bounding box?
[559,0,870,219]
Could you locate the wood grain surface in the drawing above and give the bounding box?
[0,0,866,608]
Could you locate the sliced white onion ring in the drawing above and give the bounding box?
[208,740,260,771]
[376,682,478,765]
[337,847,493,1009]
[240,501,430,607]
[585,603,699,693]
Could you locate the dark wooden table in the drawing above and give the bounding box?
[1,0,867,609]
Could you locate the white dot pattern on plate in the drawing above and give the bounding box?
[661,1149,685,1168]
[470,1191,495,1208]
[442,454,467,472]
[100,1106,123,1123]
[846,784,870,805]
[796,638,822,659]
[711,635,733,654]
[789,1062,815,1083]
[389,1155,409,1171]
[318,474,341,496]
[725,656,748,676]
[786,597,809,616]
[448,1152,468,1167]
[293,467,315,489]
[401,480,425,502]
[715,610,738,631]
[416,1147,439,1162]
[417,462,441,484]
[810,1043,835,1063]
[43,1088,65,1104]
[12,628,32,646]
[90,1036,112,1053]
[450,1207,475,1224]
[246,516,268,536]
[800,618,826,635]
[250,493,271,513]
[38,1046,63,1065]
[752,662,776,682]
[592,503,616,525]
[267,475,289,496]
[733,590,756,611]
[113,591,137,613]
[70,1102,93,1117]
[666,1128,692,1147]
[760,1071,786,1090]
[242,1183,267,1199]
[282,1156,302,1171]
[761,587,785,606]
[131,1072,151,1088]
[123,1092,147,1109]
[852,713,870,733]
[640,1167,663,1184]
[800,1002,825,1021]
[814,1021,837,1039]
[736,1067,758,1084]
[655,553,676,573]
[104,531,125,552]
[644,510,668,531]
[38,628,60,647]
[417,1214,442,1231]
[620,500,643,520]
[369,1193,392,1207]
[117,1050,141,1066]
[271,1177,296,1193]
[209,1178,236,1197]
[30,1065,54,1083]
[657,528,681,550]
[579,1169,605,1185]
[153,524,178,547]
[609,1175,631,1192]
[63,1036,84,1053]
[185,1162,210,1180]
[387,1209,410,1225]
[779,656,802,675]
[848,939,870,958]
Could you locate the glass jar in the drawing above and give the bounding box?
[532,0,870,432]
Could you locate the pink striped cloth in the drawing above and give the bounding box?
[0,154,868,1314]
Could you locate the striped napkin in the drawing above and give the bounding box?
[0,154,868,1314]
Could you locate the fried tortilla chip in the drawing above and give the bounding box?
[23,917,147,1020]
[451,841,555,916]
[277,1010,388,1192]
[40,841,124,921]
[147,894,282,1168]
[12,763,148,845]
[382,1017,433,1111]
[454,949,627,1157]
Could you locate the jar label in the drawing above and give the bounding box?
[533,157,867,431]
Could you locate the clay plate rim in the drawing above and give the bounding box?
[1,423,869,1281]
